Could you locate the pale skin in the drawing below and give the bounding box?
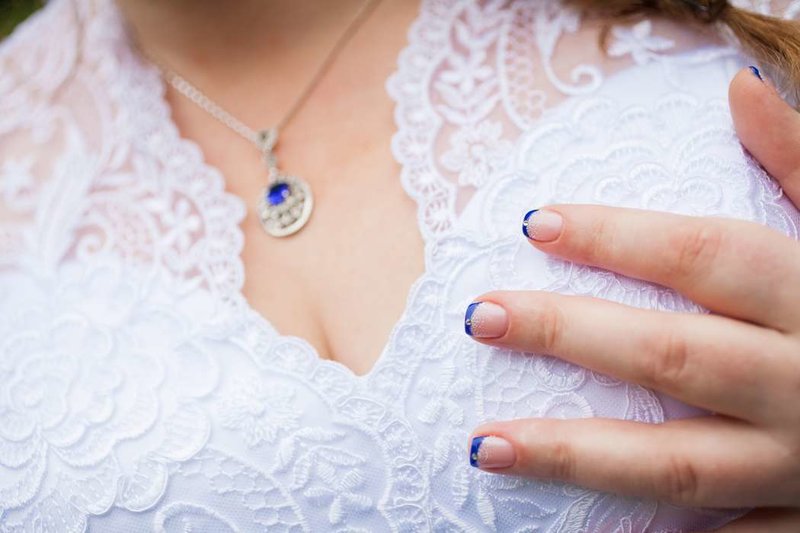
[119,1,798,528]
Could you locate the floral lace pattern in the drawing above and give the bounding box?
[607,20,675,64]
[388,0,800,239]
[2,0,800,531]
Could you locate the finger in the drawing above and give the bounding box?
[522,205,800,331]
[468,416,795,508]
[465,291,796,422]
[730,67,800,207]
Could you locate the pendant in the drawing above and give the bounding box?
[255,128,313,238]
[257,173,314,237]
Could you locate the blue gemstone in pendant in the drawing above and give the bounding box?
[267,182,291,206]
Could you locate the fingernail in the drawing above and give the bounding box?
[749,65,763,81]
[464,302,508,339]
[469,435,516,469]
[522,209,563,242]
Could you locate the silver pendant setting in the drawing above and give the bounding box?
[257,174,314,237]
[255,128,313,238]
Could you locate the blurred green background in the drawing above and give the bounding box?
[1,0,43,38]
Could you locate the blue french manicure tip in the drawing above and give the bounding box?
[749,66,763,81]
[464,302,481,336]
[522,209,538,239]
[469,436,486,467]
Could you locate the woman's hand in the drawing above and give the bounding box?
[465,68,800,530]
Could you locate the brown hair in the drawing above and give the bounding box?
[564,0,800,96]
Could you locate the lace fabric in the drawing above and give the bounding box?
[1,0,799,531]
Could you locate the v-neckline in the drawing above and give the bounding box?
[119,0,438,382]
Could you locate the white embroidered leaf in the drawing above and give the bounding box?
[445,403,464,426]
[435,80,471,109]
[452,466,470,508]
[275,437,296,472]
[328,497,343,524]
[340,470,365,491]
[302,486,331,501]
[316,446,363,466]
[291,454,312,489]
[343,493,373,510]
[417,401,441,424]
[450,377,473,396]
[477,486,497,527]
[437,97,498,125]
[431,434,451,475]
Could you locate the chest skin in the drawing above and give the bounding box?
[165,1,424,375]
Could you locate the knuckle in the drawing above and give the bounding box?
[530,299,566,354]
[640,328,691,391]
[582,217,614,265]
[658,455,701,505]
[546,439,577,482]
[668,222,724,279]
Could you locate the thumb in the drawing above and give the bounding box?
[729,67,800,207]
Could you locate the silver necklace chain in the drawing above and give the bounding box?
[160,69,263,147]
[145,0,384,237]
[155,0,383,160]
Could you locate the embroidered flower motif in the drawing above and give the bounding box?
[303,469,373,524]
[0,262,214,527]
[159,197,202,250]
[440,49,494,96]
[607,20,675,64]
[218,378,301,447]
[442,121,512,188]
[432,1,506,125]
[3,318,117,441]
[417,362,473,425]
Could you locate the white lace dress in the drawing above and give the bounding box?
[1,0,799,531]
